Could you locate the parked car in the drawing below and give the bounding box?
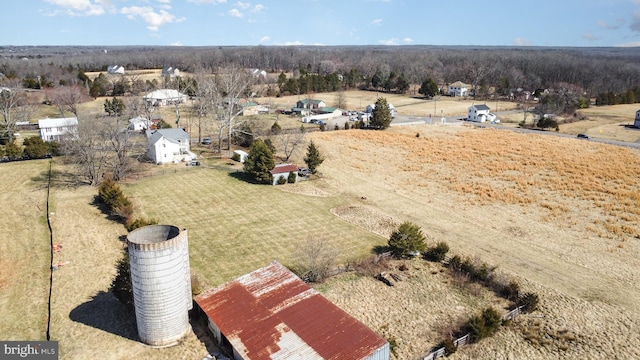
[577,133,590,139]
[186,160,201,166]
[298,167,311,176]
[201,137,212,145]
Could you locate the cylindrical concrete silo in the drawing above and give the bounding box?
[127,225,192,347]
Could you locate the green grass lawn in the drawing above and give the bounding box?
[0,160,52,340]
[123,165,386,288]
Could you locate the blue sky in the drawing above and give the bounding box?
[4,0,640,47]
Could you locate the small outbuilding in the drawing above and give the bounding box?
[128,116,151,131]
[269,163,299,185]
[635,109,640,128]
[232,150,248,163]
[194,261,390,360]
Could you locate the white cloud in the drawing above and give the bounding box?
[259,36,270,43]
[597,19,625,30]
[379,38,399,45]
[615,41,640,46]
[283,41,304,46]
[228,8,243,17]
[513,37,532,46]
[236,1,250,9]
[171,41,184,46]
[252,4,265,13]
[631,9,640,32]
[120,6,185,31]
[372,18,383,26]
[582,33,600,41]
[44,0,108,16]
[157,0,171,4]
[403,37,413,44]
[187,0,227,3]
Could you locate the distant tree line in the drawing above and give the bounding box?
[2,45,640,101]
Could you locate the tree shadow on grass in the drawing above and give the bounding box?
[372,245,391,254]
[227,170,264,184]
[90,195,125,224]
[69,290,139,342]
[31,166,87,191]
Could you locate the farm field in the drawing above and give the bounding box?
[3,96,640,359]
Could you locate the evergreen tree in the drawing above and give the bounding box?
[304,140,324,174]
[370,97,392,129]
[4,141,23,160]
[109,250,133,305]
[23,136,50,159]
[243,139,275,184]
[419,78,439,98]
[104,97,125,116]
[270,121,282,134]
[396,72,410,94]
[388,221,427,258]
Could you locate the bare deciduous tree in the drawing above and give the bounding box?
[62,115,137,185]
[272,128,306,162]
[0,82,31,143]
[62,116,111,185]
[293,237,340,283]
[47,85,90,117]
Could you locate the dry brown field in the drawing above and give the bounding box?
[304,124,640,359]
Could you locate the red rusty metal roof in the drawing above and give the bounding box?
[194,261,388,360]
[269,164,299,175]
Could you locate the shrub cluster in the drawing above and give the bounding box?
[447,254,497,284]
[466,307,503,342]
[98,178,157,231]
[424,241,450,262]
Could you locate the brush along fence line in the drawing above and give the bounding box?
[422,306,525,360]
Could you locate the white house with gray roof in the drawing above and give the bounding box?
[468,104,496,122]
[146,128,196,164]
[38,117,78,142]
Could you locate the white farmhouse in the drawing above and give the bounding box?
[146,128,196,164]
[143,89,187,107]
[366,103,396,117]
[448,81,469,97]
[468,104,497,122]
[107,65,125,74]
[635,109,640,128]
[38,117,78,142]
[162,66,180,78]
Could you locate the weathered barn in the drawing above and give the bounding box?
[194,261,390,360]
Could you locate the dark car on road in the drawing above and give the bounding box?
[577,133,590,139]
[202,137,212,145]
